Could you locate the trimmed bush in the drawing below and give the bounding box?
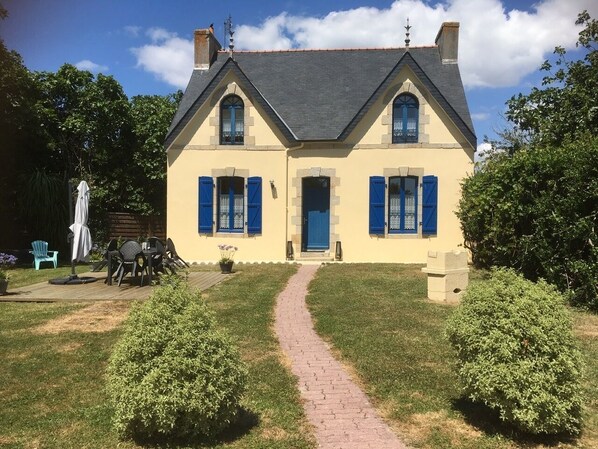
[457,136,598,309]
[106,276,248,440]
[445,268,584,435]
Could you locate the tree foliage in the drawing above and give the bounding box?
[458,12,598,308]
[458,136,598,308]
[505,11,598,148]
[0,12,181,248]
[128,92,182,215]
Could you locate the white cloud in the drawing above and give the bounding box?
[130,0,598,89]
[131,28,193,89]
[475,141,493,162]
[146,27,177,42]
[75,59,108,73]
[123,25,141,37]
[236,0,597,88]
[471,112,490,121]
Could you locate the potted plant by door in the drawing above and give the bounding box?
[0,253,17,295]
[217,244,238,274]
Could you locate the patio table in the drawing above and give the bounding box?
[142,248,157,285]
[106,248,157,286]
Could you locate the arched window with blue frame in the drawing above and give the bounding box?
[392,93,418,143]
[220,95,244,144]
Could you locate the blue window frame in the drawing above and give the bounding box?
[392,94,418,143]
[218,177,244,232]
[388,176,418,233]
[220,95,244,144]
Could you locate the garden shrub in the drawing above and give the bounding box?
[457,135,598,309]
[106,275,248,440]
[445,268,584,435]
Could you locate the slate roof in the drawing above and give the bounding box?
[165,46,476,149]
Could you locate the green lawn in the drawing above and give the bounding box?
[7,265,83,288]
[306,264,598,449]
[0,264,315,448]
[2,263,596,449]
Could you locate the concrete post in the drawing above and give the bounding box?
[421,250,469,303]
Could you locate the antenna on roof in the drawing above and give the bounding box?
[405,17,411,48]
[224,14,234,58]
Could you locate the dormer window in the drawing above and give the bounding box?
[392,94,418,143]
[220,95,244,145]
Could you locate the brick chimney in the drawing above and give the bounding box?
[435,22,459,64]
[194,28,222,70]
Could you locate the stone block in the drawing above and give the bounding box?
[422,250,469,303]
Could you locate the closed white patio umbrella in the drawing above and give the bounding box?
[49,180,97,285]
[70,180,92,262]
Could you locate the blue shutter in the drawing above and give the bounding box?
[422,175,438,235]
[198,176,213,233]
[247,176,262,234]
[369,176,385,235]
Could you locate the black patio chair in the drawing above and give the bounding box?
[95,239,117,273]
[166,238,190,268]
[147,237,177,276]
[115,240,148,286]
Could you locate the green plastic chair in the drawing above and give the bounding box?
[30,240,58,270]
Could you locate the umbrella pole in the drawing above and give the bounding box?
[68,181,77,279]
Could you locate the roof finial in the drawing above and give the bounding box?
[224,14,235,58]
[405,17,411,48]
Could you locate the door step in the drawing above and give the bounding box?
[295,252,335,262]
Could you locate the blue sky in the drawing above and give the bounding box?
[2,0,597,148]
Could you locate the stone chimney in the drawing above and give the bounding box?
[194,28,222,70]
[435,22,459,64]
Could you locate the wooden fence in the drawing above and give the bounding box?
[107,212,166,241]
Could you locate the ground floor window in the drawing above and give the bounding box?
[369,174,437,236]
[218,177,244,232]
[388,176,418,233]
[198,175,262,235]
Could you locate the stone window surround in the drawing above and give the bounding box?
[381,81,430,145]
[210,167,252,238]
[208,83,256,147]
[379,167,425,239]
[290,167,340,253]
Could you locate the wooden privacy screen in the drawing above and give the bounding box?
[107,212,166,241]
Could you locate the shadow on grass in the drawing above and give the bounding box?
[451,397,579,447]
[130,406,259,448]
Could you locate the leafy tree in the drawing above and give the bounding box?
[458,12,598,308]
[128,92,182,215]
[0,5,180,249]
[34,65,133,181]
[0,6,52,247]
[457,135,598,308]
[505,11,598,148]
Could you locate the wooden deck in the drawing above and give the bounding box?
[0,270,236,302]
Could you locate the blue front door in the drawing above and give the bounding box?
[302,177,330,251]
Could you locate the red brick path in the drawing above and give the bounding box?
[275,264,409,449]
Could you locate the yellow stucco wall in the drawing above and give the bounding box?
[167,149,288,263]
[286,146,472,263]
[167,66,475,263]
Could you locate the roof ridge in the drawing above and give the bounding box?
[221,45,437,54]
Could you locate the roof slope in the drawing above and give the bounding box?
[166,47,476,148]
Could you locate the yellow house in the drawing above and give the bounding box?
[165,22,476,263]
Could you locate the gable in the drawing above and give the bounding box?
[166,47,476,149]
[347,65,472,148]
[170,71,285,148]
